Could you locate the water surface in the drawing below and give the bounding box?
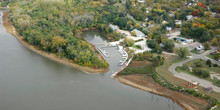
[0,10,183,110]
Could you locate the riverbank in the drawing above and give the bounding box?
[3,12,109,73]
[116,74,210,110]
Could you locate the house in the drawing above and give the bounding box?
[146,10,150,13]
[166,27,172,31]
[159,43,164,47]
[142,23,146,27]
[145,18,149,21]
[163,20,168,24]
[186,39,194,43]
[211,12,216,17]
[168,12,175,17]
[175,20,182,25]
[145,7,151,14]
[196,45,204,53]
[186,15,193,20]
[148,23,154,28]
[109,24,117,31]
[138,0,145,3]
[131,29,145,37]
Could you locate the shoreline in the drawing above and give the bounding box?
[2,12,109,73]
[116,75,210,110]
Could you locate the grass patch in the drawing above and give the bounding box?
[119,64,155,75]
[183,59,220,74]
[133,45,142,50]
[155,54,187,86]
[206,54,215,60]
[213,79,220,87]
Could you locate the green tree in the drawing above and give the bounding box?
[162,39,175,52]
[152,56,165,67]
[176,47,189,59]
[192,68,210,78]
[203,42,211,50]
[206,59,212,67]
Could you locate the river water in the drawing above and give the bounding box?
[0,10,183,110]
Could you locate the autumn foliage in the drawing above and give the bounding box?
[197,2,206,9]
[192,10,199,16]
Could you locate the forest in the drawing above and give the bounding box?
[7,0,128,69]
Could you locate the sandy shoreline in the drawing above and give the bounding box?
[116,75,210,110]
[2,12,109,73]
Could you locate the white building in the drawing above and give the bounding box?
[138,0,145,3]
[175,20,182,25]
[131,29,146,37]
[145,18,149,21]
[166,27,172,31]
[186,15,193,21]
[186,39,194,44]
[163,20,168,24]
[109,24,117,31]
[196,45,204,53]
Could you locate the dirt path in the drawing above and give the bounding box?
[117,74,210,110]
[2,12,109,73]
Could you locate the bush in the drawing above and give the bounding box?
[182,63,189,71]
[176,47,189,58]
[213,64,218,67]
[203,42,211,50]
[147,40,156,49]
[192,67,210,78]
[194,61,204,67]
[162,39,175,52]
[206,59,212,67]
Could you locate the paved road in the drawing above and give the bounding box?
[169,47,220,92]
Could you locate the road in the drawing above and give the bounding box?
[169,47,220,92]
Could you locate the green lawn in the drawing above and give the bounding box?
[133,45,142,50]
[206,54,215,60]
[155,54,188,86]
[119,64,154,75]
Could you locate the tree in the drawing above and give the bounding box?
[176,47,189,58]
[211,37,218,46]
[214,53,220,60]
[51,36,67,52]
[203,42,211,50]
[147,40,157,49]
[152,56,165,67]
[192,68,210,78]
[123,38,135,47]
[206,59,212,67]
[179,12,187,21]
[162,39,175,52]
[131,31,136,36]
[192,10,199,16]
[194,61,203,67]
